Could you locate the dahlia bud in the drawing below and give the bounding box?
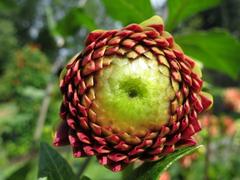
[54,16,213,172]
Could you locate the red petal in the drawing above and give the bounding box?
[114,141,131,151]
[124,24,143,32]
[85,31,104,45]
[77,131,91,144]
[83,146,95,156]
[181,124,195,139]
[149,24,164,33]
[200,93,213,110]
[108,153,127,162]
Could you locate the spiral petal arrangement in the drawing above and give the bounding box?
[54,16,213,172]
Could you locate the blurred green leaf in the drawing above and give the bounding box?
[0,0,18,14]
[126,145,203,180]
[56,7,97,36]
[122,164,134,180]
[102,0,154,25]
[6,161,32,180]
[38,142,77,180]
[0,160,31,180]
[46,6,58,38]
[175,30,240,79]
[166,0,221,31]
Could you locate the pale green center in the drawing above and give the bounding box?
[93,56,175,131]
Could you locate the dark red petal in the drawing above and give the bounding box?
[148,146,163,155]
[165,134,181,145]
[67,118,77,130]
[83,145,95,156]
[176,138,196,148]
[110,163,123,172]
[53,121,70,146]
[73,147,86,157]
[77,131,91,144]
[129,32,147,41]
[97,155,108,165]
[162,145,175,155]
[144,30,159,38]
[94,145,111,154]
[128,148,144,156]
[68,132,80,147]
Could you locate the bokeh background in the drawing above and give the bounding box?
[0,0,239,179]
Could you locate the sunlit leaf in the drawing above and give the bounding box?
[38,142,77,180]
[166,0,221,31]
[126,145,203,180]
[175,30,240,79]
[102,0,154,25]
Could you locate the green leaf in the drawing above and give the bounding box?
[166,0,221,31]
[82,158,122,180]
[56,7,97,36]
[5,161,32,180]
[38,142,77,180]
[102,0,154,25]
[175,30,240,79]
[126,145,203,180]
[80,176,92,180]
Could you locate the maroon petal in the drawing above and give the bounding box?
[53,121,70,146]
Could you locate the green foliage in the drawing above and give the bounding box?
[0,45,50,100]
[0,19,17,74]
[38,142,77,180]
[166,0,221,31]
[0,45,50,157]
[175,30,240,79]
[56,7,97,36]
[102,0,154,25]
[127,145,203,180]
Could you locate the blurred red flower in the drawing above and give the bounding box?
[159,171,171,180]
[224,88,240,113]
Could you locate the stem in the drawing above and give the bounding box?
[34,57,66,141]
[77,157,92,178]
[34,82,54,140]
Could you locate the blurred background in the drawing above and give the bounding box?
[0,0,239,179]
